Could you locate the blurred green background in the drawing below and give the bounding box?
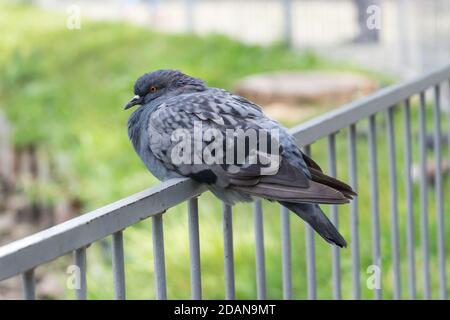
[0,3,449,300]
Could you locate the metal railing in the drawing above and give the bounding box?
[1,63,450,300]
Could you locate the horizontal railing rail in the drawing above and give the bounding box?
[290,63,450,145]
[0,178,206,282]
[1,62,450,299]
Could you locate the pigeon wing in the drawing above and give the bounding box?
[147,89,265,186]
[147,89,348,204]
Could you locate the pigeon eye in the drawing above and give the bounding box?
[149,86,157,93]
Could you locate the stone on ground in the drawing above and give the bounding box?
[235,71,377,106]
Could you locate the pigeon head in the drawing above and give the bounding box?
[124,69,206,110]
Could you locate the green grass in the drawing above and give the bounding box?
[0,4,361,208]
[1,4,449,300]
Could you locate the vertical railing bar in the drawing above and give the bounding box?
[418,91,431,299]
[403,98,417,299]
[188,197,202,300]
[433,84,447,300]
[327,133,341,300]
[74,247,87,300]
[222,202,235,300]
[305,223,316,299]
[253,199,267,300]
[152,214,167,300]
[368,115,382,300]
[280,205,292,299]
[21,269,36,300]
[348,124,360,300]
[386,106,401,299]
[112,231,126,300]
[304,145,316,300]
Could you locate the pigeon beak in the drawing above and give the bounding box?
[124,95,143,110]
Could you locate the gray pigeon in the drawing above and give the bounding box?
[125,70,356,247]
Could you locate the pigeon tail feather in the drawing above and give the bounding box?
[280,201,347,248]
